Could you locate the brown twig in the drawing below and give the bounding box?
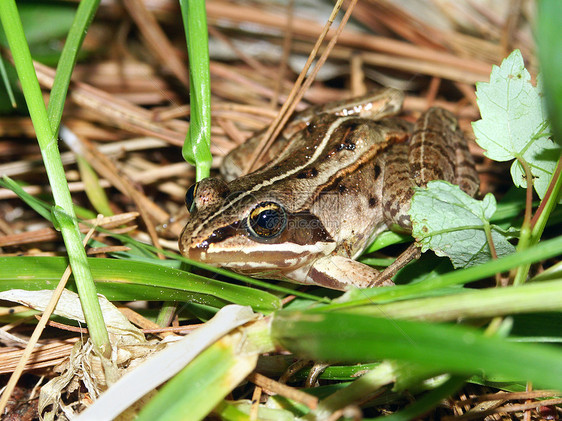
[247,372,318,410]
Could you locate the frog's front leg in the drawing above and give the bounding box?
[290,255,394,290]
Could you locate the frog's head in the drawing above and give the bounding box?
[178,176,337,278]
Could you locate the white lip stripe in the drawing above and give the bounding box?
[226,261,280,268]
[206,241,335,255]
[193,116,353,238]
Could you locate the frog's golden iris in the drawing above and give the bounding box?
[247,202,287,238]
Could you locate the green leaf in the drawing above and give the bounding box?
[345,279,562,322]
[409,181,515,268]
[272,311,562,391]
[0,0,110,356]
[0,256,281,313]
[472,49,560,199]
[0,54,16,108]
[47,0,100,135]
[0,176,53,222]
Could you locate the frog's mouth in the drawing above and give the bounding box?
[185,237,336,273]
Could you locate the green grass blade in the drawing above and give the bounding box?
[47,0,100,134]
[0,176,54,222]
[0,54,16,107]
[180,0,212,181]
[214,401,297,421]
[0,0,109,356]
[76,155,113,216]
[137,334,257,421]
[272,311,562,390]
[0,256,281,313]
[0,2,54,145]
[346,279,562,321]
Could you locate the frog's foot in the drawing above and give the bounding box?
[305,362,330,388]
[279,359,312,384]
[368,243,421,287]
[278,360,330,388]
[303,255,395,290]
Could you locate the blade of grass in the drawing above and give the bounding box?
[272,312,562,390]
[0,0,109,357]
[0,176,54,221]
[180,0,212,181]
[214,400,296,420]
[135,326,260,421]
[0,54,16,107]
[76,156,113,216]
[0,256,281,313]
[344,279,562,321]
[47,0,100,135]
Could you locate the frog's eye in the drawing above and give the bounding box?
[247,202,287,238]
[185,183,198,213]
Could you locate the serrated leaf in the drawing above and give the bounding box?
[409,181,515,268]
[472,49,560,199]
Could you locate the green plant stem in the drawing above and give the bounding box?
[47,0,100,134]
[0,0,110,357]
[483,221,498,260]
[512,156,562,286]
[482,220,502,285]
[510,157,535,285]
[180,0,212,181]
[511,223,531,286]
[531,157,562,236]
[156,301,178,327]
[518,157,535,229]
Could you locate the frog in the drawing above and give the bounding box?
[179,88,479,290]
